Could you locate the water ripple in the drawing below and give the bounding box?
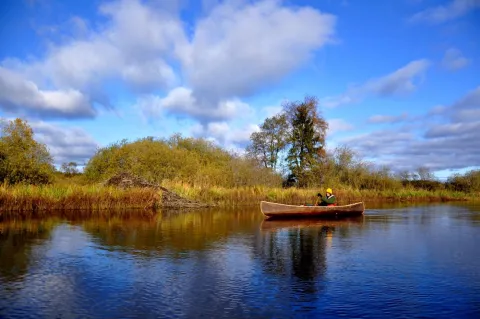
[1,205,479,318]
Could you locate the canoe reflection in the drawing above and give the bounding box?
[253,216,363,306]
[256,216,364,295]
[260,216,365,232]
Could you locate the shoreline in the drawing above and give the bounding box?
[0,183,476,218]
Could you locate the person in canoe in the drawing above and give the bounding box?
[315,188,337,206]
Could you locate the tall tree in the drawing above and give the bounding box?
[284,96,328,187]
[246,113,288,170]
[0,118,54,184]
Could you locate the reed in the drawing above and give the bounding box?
[161,181,474,206]
[0,182,475,217]
[0,184,159,218]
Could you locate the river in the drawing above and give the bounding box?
[1,202,479,318]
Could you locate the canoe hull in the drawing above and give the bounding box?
[260,201,365,219]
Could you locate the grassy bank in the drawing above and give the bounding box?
[0,184,159,218]
[163,181,475,206]
[0,182,476,217]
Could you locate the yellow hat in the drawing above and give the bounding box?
[326,188,332,193]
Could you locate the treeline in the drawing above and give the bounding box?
[0,118,281,188]
[445,170,480,192]
[246,96,405,190]
[1,101,479,196]
[245,96,480,193]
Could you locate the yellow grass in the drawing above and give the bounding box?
[0,182,475,218]
[161,181,474,206]
[0,184,159,218]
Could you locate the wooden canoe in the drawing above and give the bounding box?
[260,201,365,219]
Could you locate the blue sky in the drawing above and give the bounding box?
[0,0,479,178]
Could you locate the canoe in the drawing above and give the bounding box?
[260,201,365,219]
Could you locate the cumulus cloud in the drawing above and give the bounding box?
[442,48,470,71]
[179,0,336,103]
[340,87,480,171]
[409,0,480,24]
[0,67,95,119]
[43,0,183,90]
[367,113,409,124]
[190,121,260,148]
[0,0,184,119]
[136,87,254,122]
[321,59,431,107]
[138,0,336,122]
[1,0,336,124]
[30,121,99,165]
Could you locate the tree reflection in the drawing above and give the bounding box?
[77,208,264,257]
[0,219,58,280]
[255,218,364,304]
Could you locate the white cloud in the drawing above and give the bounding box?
[321,59,431,107]
[327,118,354,135]
[442,48,470,71]
[409,0,480,24]
[180,0,336,102]
[139,0,336,122]
[424,121,480,138]
[367,113,409,124]
[0,118,99,165]
[206,121,230,136]
[42,0,183,91]
[339,87,480,171]
[260,105,283,118]
[136,87,254,122]
[190,121,260,148]
[30,121,100,165]
[120,59,177,90]
[0,0,185,119]
[230,123,261,144]
[449,86,480,122]
[1,0,336,124]
[0,67,95,118]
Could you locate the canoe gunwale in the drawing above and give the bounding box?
[260,200,365,219]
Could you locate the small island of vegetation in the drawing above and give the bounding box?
[1,96,478,217]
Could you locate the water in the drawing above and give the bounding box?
[1,203,479,318]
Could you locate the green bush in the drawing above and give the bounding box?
[0,118,55,185]
[84,135,282,188]
[446,170,480,193]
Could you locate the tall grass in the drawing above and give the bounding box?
[0,182,475,217]
[0,184,159,217]
[161,181,474,206]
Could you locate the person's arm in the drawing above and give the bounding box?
[324,195,336,204]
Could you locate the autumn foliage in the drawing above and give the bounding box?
[0,118,55,185]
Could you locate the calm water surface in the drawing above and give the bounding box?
[1,203,479,318]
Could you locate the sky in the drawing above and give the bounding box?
[0,0,479,178]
